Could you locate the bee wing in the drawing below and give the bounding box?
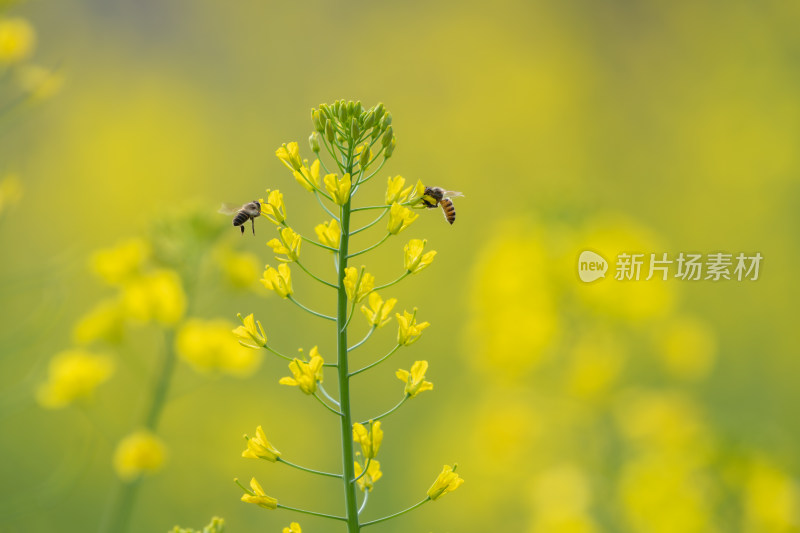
[218,203,242,215]
[443,190,464,198]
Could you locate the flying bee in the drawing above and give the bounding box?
[219,200,261,235]
[420,187,463,225]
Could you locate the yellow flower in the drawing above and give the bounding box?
[233,313,267,348]
[279,348,324,395]
[36,350,114,409]
[0,173,23,215]
[282,522,302,533]
[396,309,430,346]
[176,319,262,377]
[260,189,286,225]
[16,64,63,101]
[324,172,351,205]
[120,269,186,326]
[261,264,293,298]
[113,430,167,481]
[72,299,125,345]
[385,175,415,204]
[267,227,302,262]
[404,239,437,274]
[240,477,278,509]
[214,247,261,289]
[354,460,383,492]
[0,18,35,63]
[427,464,464,501]
[314,219,340,249]
[275,142,302,171]
[344,266,374,302]
[352,421,383,459]
[361,292,397,328]
[90,238,149,285]
[387,203,418,235]
[396,360,434,398]
[242,425,281,461]
[293,159,320,192]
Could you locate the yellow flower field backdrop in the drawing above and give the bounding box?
[1,0,799,532]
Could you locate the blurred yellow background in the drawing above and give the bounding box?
[1,0,799,532]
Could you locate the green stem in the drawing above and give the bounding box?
[296,260,337,289]
[350,345,401,377]
[347,233,391,259]
[337,159,361,533]
[361,395,409,425]
[277,504,347,522]
[300,235,339,253]
[348,326,376,352]
[358,489,369,515]
[353,458,371,483]
[360,498,430,528]
[373,272,410,292]
[287,295,335,321]
[278,457,342,479]
[101,330,177,533]
[350,209,389,235]
[314,392,343,416]
[314,190,340,221]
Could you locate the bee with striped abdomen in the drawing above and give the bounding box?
[219,200,261,235]
[420,186,463,225]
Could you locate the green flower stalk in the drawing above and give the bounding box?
[236,101,463,532]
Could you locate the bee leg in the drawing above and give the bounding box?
[240,225,245,235]
[251,218,256,236]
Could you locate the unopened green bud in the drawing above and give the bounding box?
[384,136,396,158]
[381,126,393,148]
[359,145,372,168]
[320,103,331,118]
[325,120,335,143]
[338,104,347,122]
[309,132,321,153]
[312,110,323,132]
[350,118,360,139]
[381,112,392,129]
[374,103,385,121]
[363,111,375,130]
[336,132,345,144]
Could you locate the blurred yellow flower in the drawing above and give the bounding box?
[361,292,397,328]
[353,421,383,459]
[404,238,437,274]
[293,159,320,192]
[214,247,260,289]
[240,477,278,509]
[267,226,302,262]
[532,464,593,521]
[260,189,286,225]
[176,319,261,376]
[0,17,35,63]
[16,64,63,101]
[261,264,293,298]
[653,316,717,381]
[567,330,625,399]
[72,299,125,345]
[387,202,418,234]
[743,459,800,532]
[396,360,434,398]
[275,141,302,171]
[385,175,414,204]
[242,425,281,461]
[282,522,301,533]
[279,348,324,395]
[112,430,167,481]
[354,459,382,492]
[232,312,267,348]
[90,238,149,285]
[314,218,340,249]
[427,464,464,501]
[324,172,351,205]
[344,266,374,302]
[36,349,114,409]
[396,309,429,346]
[121,269,186,325]
[0,173,23,215]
